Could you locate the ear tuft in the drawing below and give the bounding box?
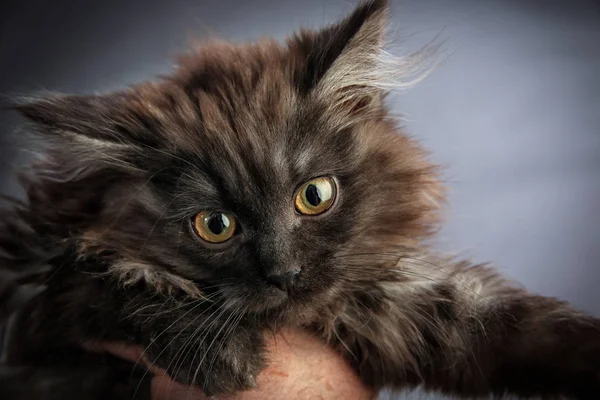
[11,93,131,144]
[10,93,153,178]
[290,0,389,95]
[289,0,443,121]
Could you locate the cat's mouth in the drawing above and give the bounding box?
[212,270,317,314]
[229,283,307,314]
[257,285,295,310]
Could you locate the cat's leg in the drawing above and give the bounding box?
[327,255,600,399]
[143,318,266,396]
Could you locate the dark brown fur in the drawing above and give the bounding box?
[1,1,600,399]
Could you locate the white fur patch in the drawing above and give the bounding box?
[110,260,204,299]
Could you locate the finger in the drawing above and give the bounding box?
[81,341,168,376]
[151,375,209,400]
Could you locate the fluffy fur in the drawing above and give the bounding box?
[1,1,600,399]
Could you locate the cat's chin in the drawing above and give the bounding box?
[221,281,321,315]
[251,286,291,311]
[241,286,310,314]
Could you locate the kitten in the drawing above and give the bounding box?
[1,0,600,399]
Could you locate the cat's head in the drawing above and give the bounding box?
[13,0,443,315]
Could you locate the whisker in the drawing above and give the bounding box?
[128,290,221,320]
[168,298,232,392]
[163,299,228,392]
[201,300,248,398]
[130,294,221,398]
[195,298,247,394]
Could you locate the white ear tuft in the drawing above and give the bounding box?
[310,1,447,121]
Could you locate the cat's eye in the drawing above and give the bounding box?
[193,211,237,243]
[295,177,337,216]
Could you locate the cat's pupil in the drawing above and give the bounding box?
[208,213,227,235]
[305,184,321,207]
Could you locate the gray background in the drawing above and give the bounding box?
[1,1,599,398]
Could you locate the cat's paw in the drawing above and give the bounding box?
[151,325,266,397]
[198,351,261,397]
[191,328,266,396]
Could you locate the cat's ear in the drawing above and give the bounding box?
[12,93,150,146]
[11,92,159,179]
[289,0,390,117]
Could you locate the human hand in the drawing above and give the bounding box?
[89,328,375,400]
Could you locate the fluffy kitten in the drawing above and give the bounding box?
[1,0,600,399]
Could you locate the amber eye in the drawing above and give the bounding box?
[193,211,237,243]
[294,177,337,216]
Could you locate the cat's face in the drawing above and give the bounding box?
[15,0,442,316]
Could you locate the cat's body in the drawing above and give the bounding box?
[1,1,600,399]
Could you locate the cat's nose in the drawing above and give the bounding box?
[266,270,299,293]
